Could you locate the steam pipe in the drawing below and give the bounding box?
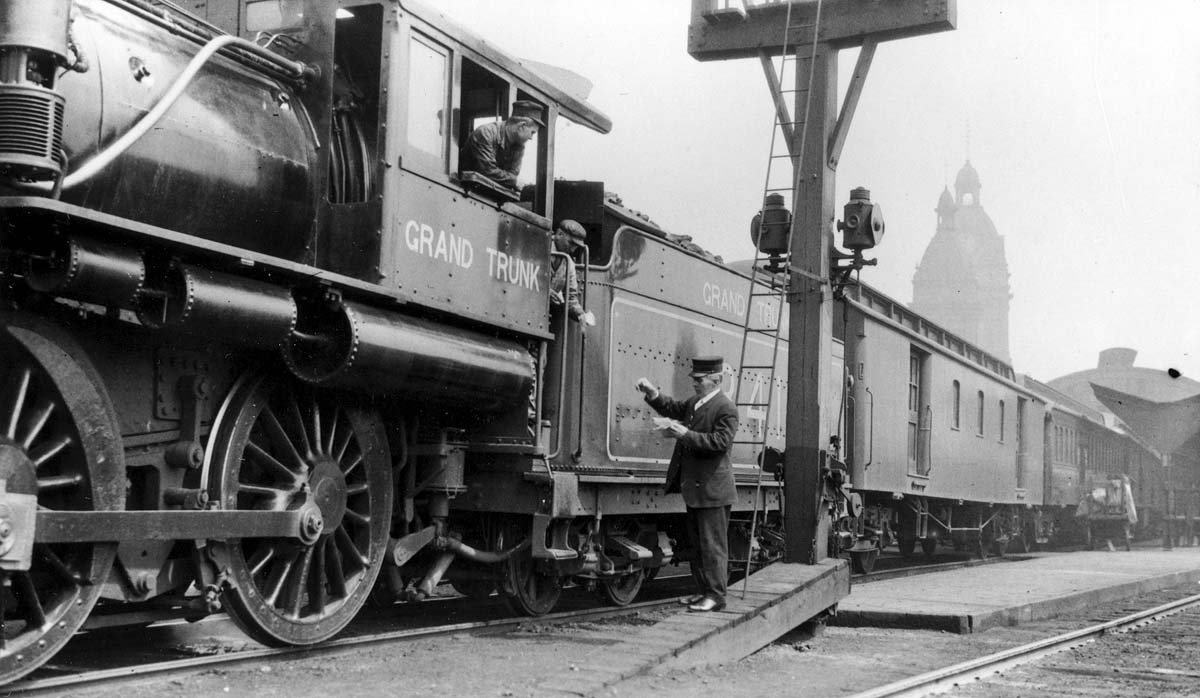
[440,536,530,564]
[410,539,530,600]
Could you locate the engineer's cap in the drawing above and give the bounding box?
[511,100,546,127]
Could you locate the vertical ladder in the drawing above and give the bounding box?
[732,0,824,593]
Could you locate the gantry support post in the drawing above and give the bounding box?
[689,0,956,565]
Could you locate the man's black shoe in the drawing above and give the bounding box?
[687,596,726,613]
[678,594,705,606]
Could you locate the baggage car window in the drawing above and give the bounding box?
[976,390,985,436]
[998,399,1005,442]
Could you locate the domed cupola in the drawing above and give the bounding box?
[955,160,981,206]
[936,186,956,232]
[912,160,1011,362]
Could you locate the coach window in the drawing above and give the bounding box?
[951,380,961,430]
[976,390,985,437]
[998,400,1005,442]
[1015,398,1027,488]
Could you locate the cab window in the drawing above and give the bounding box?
[405,31,450,171]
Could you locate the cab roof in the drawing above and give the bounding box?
[400,0,613,134]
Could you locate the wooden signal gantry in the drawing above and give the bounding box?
[688,0,956,564]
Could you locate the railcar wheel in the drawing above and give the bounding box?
[920,534,938,557]
[897,536,916,558]
[496,519,561,616]
[598,569,644,606]
[0,322,123,684]
[208,374,392,646]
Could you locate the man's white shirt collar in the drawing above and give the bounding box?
[694,387,722,411]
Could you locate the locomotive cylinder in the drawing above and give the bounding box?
[25,236,145,309]
[284,300,535,412]
[137,264,297,349]
[0,0,71,181]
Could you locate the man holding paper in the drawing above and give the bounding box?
[635,356,739,612]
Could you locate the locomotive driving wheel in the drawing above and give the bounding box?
[0,320,123,684]
[208,373,392,646]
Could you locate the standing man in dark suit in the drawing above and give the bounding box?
[636,356,739,612]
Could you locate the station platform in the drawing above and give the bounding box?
[537,558,850,697]
[834,547,1200,633]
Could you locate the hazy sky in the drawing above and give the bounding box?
[431,0,1200,386]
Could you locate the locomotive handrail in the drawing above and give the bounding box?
[572,245,591,463]
[865,386,874,469]
[63,33,315,190]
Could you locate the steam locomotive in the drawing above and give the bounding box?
[0,0,797,683]
[0,0,1188,686]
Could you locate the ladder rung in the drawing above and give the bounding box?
[739,364,774,370]
[745,327,780,336]
[736,402,771,409]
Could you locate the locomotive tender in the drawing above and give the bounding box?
[0,0,793,682]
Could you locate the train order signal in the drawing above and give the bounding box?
[838,186,885,251]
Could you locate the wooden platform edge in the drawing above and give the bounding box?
[657,559,850,672]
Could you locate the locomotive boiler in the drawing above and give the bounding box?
[0,0,796,684]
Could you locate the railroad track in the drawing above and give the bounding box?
[9,593,686,696]
[848,592,1200,698]
[6,555,1013,695]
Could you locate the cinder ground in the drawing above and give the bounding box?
[55,581,1200,698]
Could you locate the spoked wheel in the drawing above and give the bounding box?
[496,518,561,616]
[0,321,123,683]
[208,373,392,646]
[598,569,644,606]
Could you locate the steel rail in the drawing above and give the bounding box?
[847,591,1200,698]
[8,597,680,696]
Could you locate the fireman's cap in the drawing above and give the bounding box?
[556,219,587,242]
[511,100,546,128]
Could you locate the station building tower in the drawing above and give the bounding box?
[911,161,1012,362]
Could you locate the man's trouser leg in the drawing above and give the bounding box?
[687,505,731,599]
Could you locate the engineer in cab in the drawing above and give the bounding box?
[461,100,544,190]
